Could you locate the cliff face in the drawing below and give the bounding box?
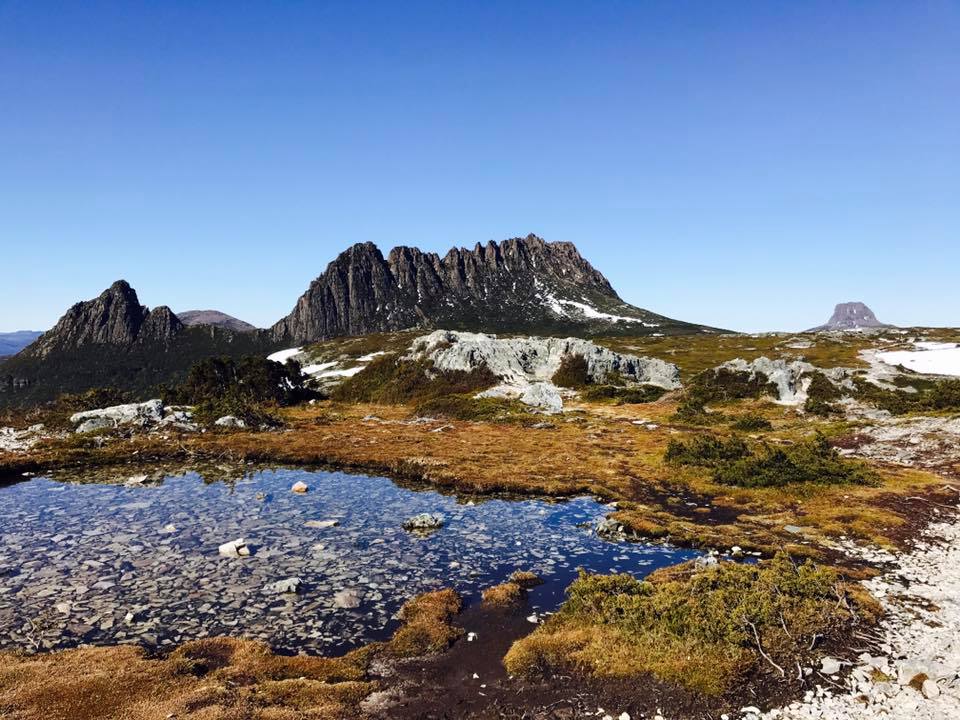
[25,281,183,358]
[271,234,705,342]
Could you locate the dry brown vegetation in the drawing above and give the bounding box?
[1,393,948,560]
[0,589,464,720]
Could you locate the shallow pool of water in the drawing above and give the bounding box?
[0,468,697,654]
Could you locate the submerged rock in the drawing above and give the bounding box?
[291,481,309,494]
[218,538,250,557]
[403,513,445,533]
[265,577,302,595]
[333,588,362,609]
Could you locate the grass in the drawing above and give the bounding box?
[481,582,526,609]
[504,554,880,696]
[387,589,463,657]
[412,394,530,422]
[0,588,464,720]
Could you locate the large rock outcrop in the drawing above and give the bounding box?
[271,235,717,342]
[25,281,183,358]
[408,330,681,389]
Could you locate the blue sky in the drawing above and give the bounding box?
[1,1,957,333]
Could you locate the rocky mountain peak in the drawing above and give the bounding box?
[807,302,889,332]
[176,310,256,332]
[270,234,687,343]
[25,281,183,357]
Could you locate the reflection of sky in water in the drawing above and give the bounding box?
[0,469,697,654]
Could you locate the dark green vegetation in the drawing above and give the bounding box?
[164,356,312,426]
[672,367,777,423]
[803,371,843,416]
[853,376,960,415]
[504,554,880,696]
[729,413,773,431]
[330,354,498,404]
[551,354,591,388]
[581,384,668,404]
[667,432,879,489]
[412,395,529,422]
[0,327,277,408]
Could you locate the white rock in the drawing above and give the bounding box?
[304,519,339,529]
[922,678,940,699]
[71,399,164,432]
[218,538,250,557]
[214,415,246,429]
[409,330,681,389]
[820,657,843,675]
[333,588,362,608]
[265,577,302,594]
[291,481,309,493]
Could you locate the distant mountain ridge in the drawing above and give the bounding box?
[1,234,721,406]
[177,310,256,332]
[0,331,43,358]
[807,302,890,332]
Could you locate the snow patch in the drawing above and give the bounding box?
[876,346,960,377]
[268,347,303,364]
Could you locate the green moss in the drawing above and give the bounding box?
[504,553,878,696]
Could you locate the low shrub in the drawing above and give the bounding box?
[504,554,879,695]
[481,582,525,610]
[664,435,750,466]
[851,376,960,415]
[714,434,879,489]
[551,354,591,389]
[729,414,773,431]
[581,384,667,404]
[412,395,526,422]
[804,372,842,416]
[331,354,497,405]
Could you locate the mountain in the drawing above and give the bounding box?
[0,331,43,358]
[0,283,273,406]
[177,310,257,332]
[0,235,722,407]
[806,302,890,332]
[272,234,718,342]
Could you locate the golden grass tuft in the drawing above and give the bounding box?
[481,582,525,609]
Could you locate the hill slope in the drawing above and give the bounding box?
[177,310,257,332]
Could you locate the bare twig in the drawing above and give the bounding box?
[748,620,785,677]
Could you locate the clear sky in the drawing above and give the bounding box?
[1,1,957,333]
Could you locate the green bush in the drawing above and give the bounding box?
[331,354,498,405]
[851,376,960,416]
[803,372,842,416]
[581,384,667,404]
[714,434,879,489]
[665,435,750,466]
[165,355,310,427]
[551,354,591,389]
[505,553,879,695]
[412,395,527,422]
[729,414,773,431]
